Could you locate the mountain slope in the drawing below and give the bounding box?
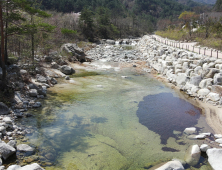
[192,0,216,4]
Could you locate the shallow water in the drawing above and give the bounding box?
[18,62,213,170]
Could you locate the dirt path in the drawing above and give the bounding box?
[152,34,222,59]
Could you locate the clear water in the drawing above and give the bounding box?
[18,61,213,170]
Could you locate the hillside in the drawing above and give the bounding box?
[192,0,216,4]
[214,0,222,11]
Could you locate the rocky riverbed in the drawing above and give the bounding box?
[1,36,222,169]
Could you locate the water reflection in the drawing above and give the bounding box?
[136,93,201,144]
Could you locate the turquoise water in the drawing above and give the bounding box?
[18,62,213,170]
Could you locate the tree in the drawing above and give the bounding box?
[79,7,94,41]
[0,1,6,89]
[179,11,196,37]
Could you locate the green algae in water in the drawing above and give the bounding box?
[19,67,214,170]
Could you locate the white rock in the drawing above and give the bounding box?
[17,144,34,152]
[184,127,197,134]
[3,117,12,124]
[176,73,188,86]
[207,148,222,170]
[17,163,44,170]
[121,76,128,78]
[156,160,184,170]
[7,165,21,170]
[198,88,210,97]
[200,132,211,136]
[214,134,222,139]
[195,134,206,139]
[0,143,16,160]
[200,144,210,152]
[215,139,222,144]
[207,92,221,102]
[96,85,103,88]
[184,144,201,166]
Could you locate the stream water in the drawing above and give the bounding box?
[18,61,214,170]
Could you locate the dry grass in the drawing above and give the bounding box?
[155,29,187,41]
[156,29,222,51]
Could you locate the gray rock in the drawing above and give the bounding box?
[60,65,75,75]
[7,165,21,170]
[65,76,70,80]
[61,43,86,62]
[17,144,35,152]
[29,83,38,90]
[51,62,59,69]
[156,160,184,170]
[44,56,52,62]
[36,75,47,83]
[0,143,16,160]
[190,76,202,86]
[214,73,222,85]
[0,102,10,115]
[184,144,201,166]
[29,89,38,97]
[17,163,44,170]
[207,148,222,170]
[7,140,16,148]
[32,102,42,108]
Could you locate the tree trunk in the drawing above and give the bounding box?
[4,1,8,65]
[0,2,7,89]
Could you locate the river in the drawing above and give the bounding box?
[17,60,213,170]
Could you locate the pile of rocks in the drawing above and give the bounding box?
[137,35,222,106]
[86,44,143,63]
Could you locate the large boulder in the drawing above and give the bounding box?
[207,148,222,170]
[0,102,10,115]
[60,65,75,75]
[17,163,44,170]
[184,145,201,166]
[61,43,86,62]
[156,160,184,170]
[0,143,16,160]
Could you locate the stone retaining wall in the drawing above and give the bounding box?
[137,35,222,106]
